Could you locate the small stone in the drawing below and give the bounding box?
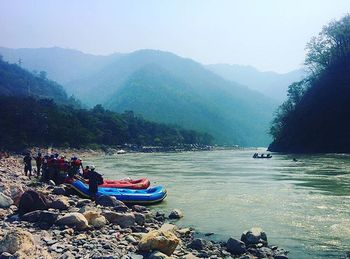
[53,186,66,195]
[114,204,129,213]
[83,211,107,229]
[149,251,171,259]
[168,209,183,219]
[132,205,148,213]
[0,193,13,209]
[187,238,207,250]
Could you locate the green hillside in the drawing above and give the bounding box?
[269,14,350,153]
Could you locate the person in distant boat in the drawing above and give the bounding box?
[35,152,42,178]
[87,165,103,198]
[23,153,32,178]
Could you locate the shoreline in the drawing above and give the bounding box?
[0,153,289,259]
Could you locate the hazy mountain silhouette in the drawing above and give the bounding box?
[206,64,305,101]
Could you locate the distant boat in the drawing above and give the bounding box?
[116,149,127,154]
[252,153,272,159]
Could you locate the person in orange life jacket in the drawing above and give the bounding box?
[68,156,83,178]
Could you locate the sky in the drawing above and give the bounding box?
[0,0,350,73]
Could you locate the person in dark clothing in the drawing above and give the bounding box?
[87,165,103,198]
[23,153,32,178]
[35,153,42,178]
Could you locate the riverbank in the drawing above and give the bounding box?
[0,154,289,259]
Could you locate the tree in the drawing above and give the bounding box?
[305,14,350,75]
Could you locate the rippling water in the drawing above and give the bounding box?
[85,149,350,259]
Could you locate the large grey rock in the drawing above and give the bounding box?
[0,193,13,209]
[18,190,49,215]
[96,195,123,207]
[40,211,59,225]
[102,211,135,228]
[50,196,70,210]
[138,230,180,256]
[21,210,42,222]
[226,237,246,255]
[134,212,145,226]
[56,212,89,230]
[0,229,34,254]
[187,238,208,250]
[83,211,107,229]
[241,227,267,246]
[168,209,183,219]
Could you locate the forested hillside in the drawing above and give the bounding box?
[0,59,213,150]
[0,57,78,106]
[269,14,350,153]
[0,47,278,147]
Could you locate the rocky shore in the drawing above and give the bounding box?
[0,154,289,259]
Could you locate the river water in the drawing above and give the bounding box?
[86,149,350,259]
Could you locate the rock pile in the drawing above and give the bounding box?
[0,154,290,259]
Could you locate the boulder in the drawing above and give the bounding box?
[56,212,89,230]
[134,212,146,226]
[138,230,179,256]
[168,209,183,219]
[114,204,129,213]
[0,229,34,254]
[149,251,171,259]
[52,186,66,196]
[160,223,177,233]
[21,210,42,222]
[226,237,246,255]
[187,238,208,250]
[39,211,59,226]
[50,196,70,210]
[5,185,24,206]
[132,205,148,213]
[102,211,135,228]
[96,195,123,207]
[83,211,107,229]
[241,227,268,246]
[18,190,49,215]
[0,193,13,209]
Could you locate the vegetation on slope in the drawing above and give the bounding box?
[269,14,350,153]
[0,59,213,150]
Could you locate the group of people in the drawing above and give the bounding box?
[23,152,103,197]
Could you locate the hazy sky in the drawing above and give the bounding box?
[1,0,349,73]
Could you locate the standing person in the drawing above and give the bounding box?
[35,153,42,178]
[23,153,32,178]
[87,165,103,198]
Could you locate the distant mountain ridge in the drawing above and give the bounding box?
[0,47,280,146]
[206,63,305,101]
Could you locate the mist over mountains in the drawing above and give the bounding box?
[207,64,305,101]
[0,47,297,147]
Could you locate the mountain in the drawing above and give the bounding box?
[206,64,305,101]
[0,57,77,106]
[0,47,121,93]
[0,47,278,147]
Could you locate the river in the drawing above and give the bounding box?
[85,149,350,259]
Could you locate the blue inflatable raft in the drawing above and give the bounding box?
[68,180,167,204]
